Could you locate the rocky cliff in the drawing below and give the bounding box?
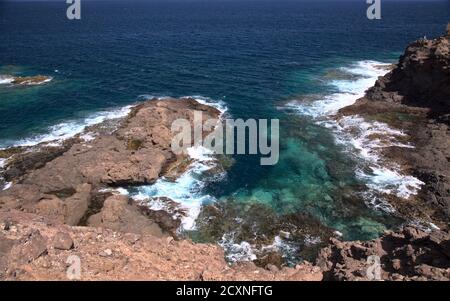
[340,28,450,227]
[321,27,450,280]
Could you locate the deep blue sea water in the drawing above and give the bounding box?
[1,0,449,262]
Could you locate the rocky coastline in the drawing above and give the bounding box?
[0,27,449,280]
[320,27,450,280]
[0,97,323,280]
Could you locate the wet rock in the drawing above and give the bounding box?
[11,75,52,86]
[392,259,402,271]
[279,230,291,239]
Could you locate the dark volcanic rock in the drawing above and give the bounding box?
[363,35,450,118]
[339,27,450,226]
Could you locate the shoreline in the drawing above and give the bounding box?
[0,96,323,281]
[0,29,449,280]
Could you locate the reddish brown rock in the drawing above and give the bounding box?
[52,232,74,250]
[87,195,165,238]
[0,98,220,230]
[317,227,450,281]
[0,209,322,281]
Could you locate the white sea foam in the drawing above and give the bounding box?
[0,158,6,169]
[0,75,14,85]
[186,95,228,116]
[2,182,11,191]
[0,105,134,149]
[220,234,301,264]
[129,145,219,231]
[286,61,388,118]
[124,96,227,231]
[0,158,11,190]
[219,233,257,262]
[284,60,424,209]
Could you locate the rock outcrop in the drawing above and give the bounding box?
[317,26,450,281]
[0,209,322,281]
[339,27,450,227]
[317,227,450,281]
[0,75,52,86]
[0,98,220,230]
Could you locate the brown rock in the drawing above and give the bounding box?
[317,226,450,281]
[87,195,165,237]
[16,231,47,263]
[392,259,401,271]
[64,183,91,226]
[52,232,74,250]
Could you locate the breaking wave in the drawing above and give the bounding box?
[283,60,424,212]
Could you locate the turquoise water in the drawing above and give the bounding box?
[1,1,449,262]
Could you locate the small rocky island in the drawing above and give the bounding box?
[0,75,52,86]
[0,26,449,280]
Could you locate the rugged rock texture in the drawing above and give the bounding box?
[339,28,450,227]
[0,209,322,281]
[317,227,450,281]
[11,75,52,86]
[366,37,450,117]
[86,195,165,238]
[317,27,450,281]
[0,97,324,280]
[0,98,220,229]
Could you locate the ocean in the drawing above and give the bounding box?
[1,0,449,263]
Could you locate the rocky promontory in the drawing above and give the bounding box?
[320,27,450,280]
[339,28,450,227]
[0,97,322,280]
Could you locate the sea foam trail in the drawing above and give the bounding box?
[129,146,219,231]
[126,96,228,231]
[284,60,424,211]
[0,105,134,149]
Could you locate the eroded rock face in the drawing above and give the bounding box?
[365,35,450,117]
[317,227,450,281]
[0,209,322,281]
[0,98,220,230]
[87,195,165,238]
[339,29,450,226]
